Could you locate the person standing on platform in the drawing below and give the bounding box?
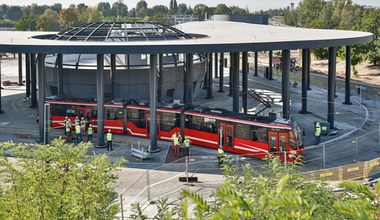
[173,133,180,157]
[107,129,113,151]
[63,116,68,135]
[183,136,191,157]
[80,117,86,133]
[87,124,93,142]
[75,116,80,125]
[315,122,321,145]
[217,147,225,167]
[66,119,72,139]
[75,123,82,143]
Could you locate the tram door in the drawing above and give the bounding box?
[219,123,234,150]
[146,114,161,138]
[268,131,289,160]
[78,107,92,123]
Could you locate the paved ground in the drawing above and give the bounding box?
[1,55,379,218]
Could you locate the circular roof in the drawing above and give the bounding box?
[0,21,373,54]
[34,22,196,42]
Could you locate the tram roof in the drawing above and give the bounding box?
[0,21,373,54]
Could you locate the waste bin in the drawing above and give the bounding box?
[319,121,330,136]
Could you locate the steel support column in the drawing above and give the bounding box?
[18,53,23,85]
[214,52,218,78]
[232,52,240,113]
[207,53,213,99]
[157,54,163,102]
[57,54,64,96]
[344,46,352,105]
[110,54,116,99]
[242,52,248,114]
[25,53,31,98]
[30,53,37,108]
[184,53,193,104]
[269,50,273,80]
[282,50,290,120]
[96,54,105,146]
[300,49,309,114]
[218,52,225,92]
[37,54,46,142]
[307,49,312,90]
[149,54,158,151]
[254,51,258,76]
[229,52,233,96]
[327,47,337,129]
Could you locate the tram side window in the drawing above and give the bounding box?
[191,116,202,130]
[251,126,268,143]
[202,117,217,133]
[106,107,120,120]
[51,104,66,116]
[161,112,176,132]
[66,106,77,117]
[127,109,146,129]
[92,109,97,119]
[236,123,250,140]
[185,115,192,128]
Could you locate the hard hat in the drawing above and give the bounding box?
[89,124,92,127]
[65,116,68,119]
[68,119,71,121]
[316,122,320,126]
[76,116,78,118]
[108,129,111,132]
[81,117,84,119]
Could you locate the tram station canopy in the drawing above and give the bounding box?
[0,21,373,54]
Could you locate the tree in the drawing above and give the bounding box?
[177,3,187,15]
[51,3,62,13]
[193,4,209,17]
[148,5,169,17]
[15,16,37,31]
[230,5,247,15]
[214,4,231,15]
[78,7,104,23]
[111,1,128,19]
[136,0,148,17]
[6,6,23,21]
[130,157,351,219]
[36,8,60,31]
[60,8,79,29]
[169,0,178,15]
[0,138,124,219]
[98,2,112,17]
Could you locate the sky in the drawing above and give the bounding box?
[0,0,379,11]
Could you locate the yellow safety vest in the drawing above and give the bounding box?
[184,139,190,148]
[75,125,81,134]
[107,132,112,141]
[87,127,93,135]
[315,126,321,136]
[173,136,179,145]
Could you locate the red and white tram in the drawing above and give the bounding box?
[46,98,305,160]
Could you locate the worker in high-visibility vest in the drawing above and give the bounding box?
[75,124,82,143]
[87,124,93,142]
[75,116,80,125]
[173,134,180,157]
[107,129,113,151]
[315,122,321,145]
[183,136,191,157]
[217,148,225,167]
[66,119,72,138]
